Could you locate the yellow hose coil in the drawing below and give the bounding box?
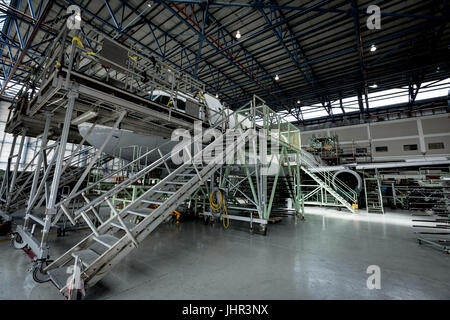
[209,190,229,229]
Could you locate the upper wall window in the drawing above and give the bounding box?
[403,144,418,151]
[428,142,444,150]
[356,148,367,154]
[375,146,388,152]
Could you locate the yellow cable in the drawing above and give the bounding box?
[209,190,229,229]
[197,92,205,100]
[72,36,84,48]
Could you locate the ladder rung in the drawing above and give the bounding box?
[93,234,120,248]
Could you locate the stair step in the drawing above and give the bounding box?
[71,249,100,267]
[141,200,163,205]
[48,267,71,290]
[93,234,120,248]
[176,173,195,177]
[111,220,137,231]
[166,181,187,185]
[153,190,176,195]
[127,208,154,217]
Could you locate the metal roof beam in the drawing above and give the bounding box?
[103,0,120,29]
[154,0,442,20]
[350,0,368,118]
[221,16,442,100]
[257,4,331,114]
[201,4,284,98]
[160,1,274,100]
[0,0,52,98]
[179,0,332,71]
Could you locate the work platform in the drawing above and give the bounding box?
[6,68,212,140]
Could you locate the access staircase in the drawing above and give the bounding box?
[232,103,357,215]
[44,129,253,299]
[299,149,358,213]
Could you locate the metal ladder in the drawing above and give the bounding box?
[44,129,253,299]
[364,177,384,214]
[299,150,358,213]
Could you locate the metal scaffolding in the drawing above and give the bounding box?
[2,23,220,277]
[0,21,360,299]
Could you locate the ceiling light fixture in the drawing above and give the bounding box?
[236,30,241,39]
[370,44,377,52]
[216,93,219,98]
[297,100,301,104]
[275,74,279,81]
[370,83,378,88]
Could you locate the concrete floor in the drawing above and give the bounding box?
[1,207,449,300]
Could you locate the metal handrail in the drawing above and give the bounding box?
[58,101,252,215]
[299,150,357,203]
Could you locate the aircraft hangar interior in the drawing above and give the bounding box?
[0,0,449,303]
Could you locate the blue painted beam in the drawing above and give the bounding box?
[104,0,120,29]
[179,0,331,71]
[160,1,272,98]
[258,6,330,113]
[153,0,442,20]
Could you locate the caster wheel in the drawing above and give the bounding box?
[259,225,267,236]
[76,291,84,300]
[32,260,53,283]
[11,232,27,250]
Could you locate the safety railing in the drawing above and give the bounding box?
[233,99,357,207]
[299,149,358,205]
[56,101,252,224]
